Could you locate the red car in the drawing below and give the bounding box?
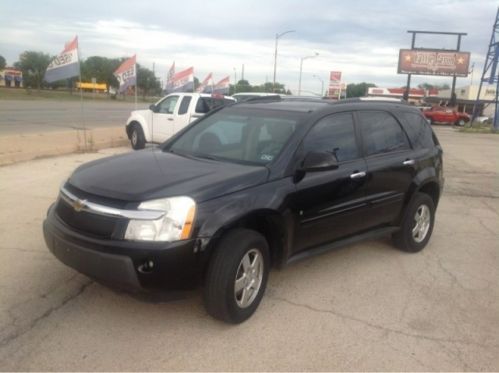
[423,106,470,126]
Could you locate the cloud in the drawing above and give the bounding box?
[0,0,496,93]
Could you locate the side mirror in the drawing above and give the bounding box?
[301,151,339,172]
[149,104,157,112]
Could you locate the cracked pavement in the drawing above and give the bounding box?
[0,127,498,371]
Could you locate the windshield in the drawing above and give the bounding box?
[167,108,299,165]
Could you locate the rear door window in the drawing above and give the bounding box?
[357,111,410,156]
[398,111,435,149]
[178,96,192,115]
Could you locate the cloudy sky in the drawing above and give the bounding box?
[1,0,496,94]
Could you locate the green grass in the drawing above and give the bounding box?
[0,87,158,103]
[459,122,499,134]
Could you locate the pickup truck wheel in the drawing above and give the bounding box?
[203,229,269,323]
[392,192,435,253]
[130,124,145,150]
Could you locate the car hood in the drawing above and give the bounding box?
[68,149,269,203]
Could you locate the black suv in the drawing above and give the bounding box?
[43,98,443,323]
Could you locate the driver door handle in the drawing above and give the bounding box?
[350,171,366,179]
[167,118,174,121]
[403,159,416,166]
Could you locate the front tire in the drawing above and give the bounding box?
[392,193,435,253]
[455,119,465,127]
[203,229,270,323]
[130,123,145,150]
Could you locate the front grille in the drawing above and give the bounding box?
[55,198,119,238]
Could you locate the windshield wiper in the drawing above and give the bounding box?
[192,153,220,161]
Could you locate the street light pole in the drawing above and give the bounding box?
[298,52,319,95]
[273,30,295,93]
[313,74,324,97]
[233,67,237,94]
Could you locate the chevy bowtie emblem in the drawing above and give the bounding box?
[72,198,87,212]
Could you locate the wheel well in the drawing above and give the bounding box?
[418,182,440,207]
[206,211,287,270]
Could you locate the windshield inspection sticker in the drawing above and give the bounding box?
[260,154,274,161]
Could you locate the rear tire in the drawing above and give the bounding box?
[392,193,435,253]
[203,229,270,323]
[130,123,145,150]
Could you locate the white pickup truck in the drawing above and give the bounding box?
[125,93,235,149]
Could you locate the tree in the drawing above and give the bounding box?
[234,79,252,93]
[417,82,450,90]
[0,55,6,70]
[14,51,52,90]
[256,81,286,93]
[346,82,376,98]
[137,65,161,98]
[228,80,288,95]
[81,56,121,90]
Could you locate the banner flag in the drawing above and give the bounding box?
[196,72,214,93]
[168,66,194,93]
[44,36,80,83]
[213,75,230,95]
[114,55,137,93]
[165,62,175,91]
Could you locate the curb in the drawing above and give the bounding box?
[0,127,129,166]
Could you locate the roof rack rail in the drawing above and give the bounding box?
[244,95,282,102]
[333,97,410,105]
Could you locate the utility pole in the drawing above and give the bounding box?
[472,7,499,129]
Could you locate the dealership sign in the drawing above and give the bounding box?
[329,71,342,83]
[398,49,470,77]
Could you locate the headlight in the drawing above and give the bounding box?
[124,196,196,242]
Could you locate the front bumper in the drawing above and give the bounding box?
[43,204,203,291]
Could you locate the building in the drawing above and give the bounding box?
[367,87,439,105]
[0,67,23,88]
[436,85,496,117]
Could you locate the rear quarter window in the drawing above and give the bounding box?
[398,111,436,149]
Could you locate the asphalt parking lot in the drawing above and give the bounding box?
[0,126,498,371]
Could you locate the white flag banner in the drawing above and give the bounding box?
[114,55,137,93]
[44,36,80,83]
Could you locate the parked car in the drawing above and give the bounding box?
[423,106,470,126]
[44,98,444,323]
[125,93,235,149]
[475,116,490,124]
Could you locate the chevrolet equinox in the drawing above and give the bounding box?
[43,97,444,323]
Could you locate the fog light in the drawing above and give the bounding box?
[138,260,155,274]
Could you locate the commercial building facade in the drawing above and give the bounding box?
[0,67,23,88]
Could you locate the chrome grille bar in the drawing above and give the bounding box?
[60,186,164,220]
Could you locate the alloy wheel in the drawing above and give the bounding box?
[234,248,264,308]
[412,204,431,243]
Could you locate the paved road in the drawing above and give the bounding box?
[0,127,498,370]
[0,100,147,135]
